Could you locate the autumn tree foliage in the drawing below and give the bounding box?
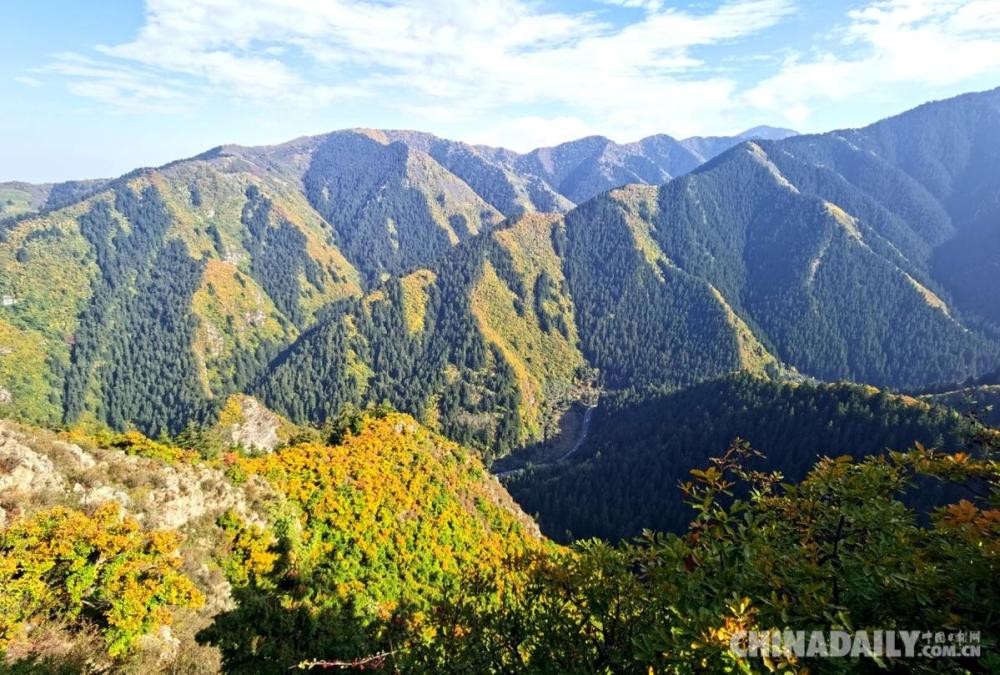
[0,503,203,657]
[2,412,997,673]
[410,440,1000,673]
[197,411,539,672]
[189,412,1000,673]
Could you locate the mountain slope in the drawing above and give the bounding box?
[556,89,1000,392]
[0,182,50,218]
[379,130,574,216]
[0,410,538,672]
[679,124,798,163]
[0,179,109,218]
[763,88,1000,327]
[560,183,777,392]
[1,88,998,453]
[506,374,983,541]
[302,130,504,285]
[671,140,995,386]
[918,367,1000,427]
[2,128,582,439]
[382,127,799,209]
[255,212,585,460]
[0,156,361,433]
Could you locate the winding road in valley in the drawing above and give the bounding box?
[494,403,597,478]
[556,403,595,462]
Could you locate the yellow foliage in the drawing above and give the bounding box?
[0,503,202,657]
[223,413,538,623]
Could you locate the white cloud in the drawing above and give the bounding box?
[44,53,192,113]
[43,0,795,145]
[596,0,664,12]
[745,0,1000,126]
[26,0,1000,148]
[15,76,43,88]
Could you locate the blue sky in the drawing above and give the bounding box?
[3,0,1000,182]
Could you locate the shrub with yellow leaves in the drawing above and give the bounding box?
[0,502,203,657]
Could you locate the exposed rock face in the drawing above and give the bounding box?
[130,458,270,530]
[220,395,283,453]
[51,440,97,470]
[0,420,272,531]
[0,424,66,525]
[73,482,131,513]
[0,427,63,492]
[0,418,274,667]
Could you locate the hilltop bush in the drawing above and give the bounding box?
[197,412,537,672]
[0,503,203,658]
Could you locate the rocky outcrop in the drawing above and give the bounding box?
[0,420,272,530]
[0,424,67,526]
[216,394,288,453]
[127,457,270,530]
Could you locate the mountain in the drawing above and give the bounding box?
[509,135,700,204]
[0,122,767,445]
[254,211,584,460]
[924,383,1000,427]
[678,124,798,163]
[0,88,998,459]
[376,130,574,215]
[558,89,1000,392]
[0,126,788,225]
[2,403,996,673]
[917,367,1000,427]
[0,182,50,218]
[493,125,798,206]
[0,150,363,434]
[297,130,505,284]
[376,126,800,209]
[5,86,1000,673]
[736,124,799,140]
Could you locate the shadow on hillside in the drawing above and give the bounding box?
[196,586,405,674]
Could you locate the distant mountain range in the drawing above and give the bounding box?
[0,125,796,221]
[0,87,997,468]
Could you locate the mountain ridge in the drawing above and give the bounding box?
[1,86,999,459]
[2,124,800,222]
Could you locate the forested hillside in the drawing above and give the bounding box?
[926,384,1000,428]
[0,179,108,218]
[506,374,985,541]
[255,213,584,460]
[1,87,999,462]
[302,130,504,284]
[0,410,539,672]
[509,125,797,204]
[559,184,776,391]
[559,126,1000,391]
[918,368,1000,428]
[5,0,1000,665]
[0,154,360,434]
